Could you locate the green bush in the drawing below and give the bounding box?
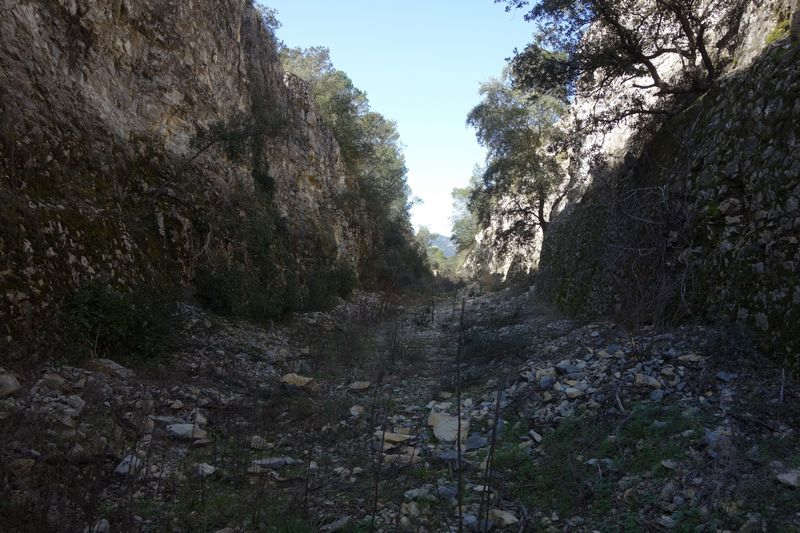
[62,281,178,363]
[195,264,294,321]
[766,18,790,45]
[195,260,357,320]
[305,262,357,310]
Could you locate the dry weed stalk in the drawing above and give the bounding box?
[371,412,387,533]
[456,298,466,532]
[480,379,504,531]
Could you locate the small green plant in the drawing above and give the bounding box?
[304,262,357,311]
[62,280,178,363]
[461,326,529,362]
[491,404,710,525]
[766,18,790,45]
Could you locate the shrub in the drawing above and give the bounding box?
[62,281,178,363]
[766,18,790,45]
[304,262,357,310]
[195,264,295,321]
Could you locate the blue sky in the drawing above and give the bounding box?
[268,1,534,236]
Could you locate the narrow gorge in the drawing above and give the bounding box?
[1,1,798,531]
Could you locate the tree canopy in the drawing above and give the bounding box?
[499,0,751,123]
[467,69,571,241]
[450,173,481,253]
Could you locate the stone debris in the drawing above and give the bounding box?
[635,373,662,388]
[348,381,371,391]
[250,435,269,450]
[377,431,414,444]
[0,372,21,397]
[777,470,800,488]
[250,457,300,469]
[489,509,519,527]
[84,519,110,533]
[194,463,217,478]
[383,446,422,465]
[1,289,797,530]
[280,373,316,389]
[86,358,134,379]
[38,372,66,391]
[114,455,143,476]
[427,411,469,443]
[320,516,351,532]
[167,423,208,441]
[661,459,679,470]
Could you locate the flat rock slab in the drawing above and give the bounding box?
[465,434,488,450]
[348,381,371,391]
[251,457,300,468]
[377,431,414,444]
[427,411,469,443]
[0,373,21,397]
[194,463,217,478]
[320,516,351,532]
[382,446,422,465]
[635,373,662,388]
[248,457,301,474]
[114,455,143,476]
[86,359,134,379]
[777,470,800,488]
[167,423,208,441]
[489,509,519,527]
[281,373,316,390]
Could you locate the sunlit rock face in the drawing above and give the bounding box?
[461,198,544,282]
[571,0,793,189]
[0,0,369,343]
[537,14,800,359]
[468,0,792,280]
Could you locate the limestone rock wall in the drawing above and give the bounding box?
[467,0,792,281]
[0,0,370,352]
[460,198,544,282]
[538,39,800,361]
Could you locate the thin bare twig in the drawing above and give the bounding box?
[371,414,386,533]
[456,298,466,533]
[481,379,505,531]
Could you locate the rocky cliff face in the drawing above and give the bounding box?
[460,197,544,282]
[468,0,793,281]
[0,0,369,354]
[538,38,800,363]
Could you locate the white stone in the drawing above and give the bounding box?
[195,463,216,477]
[86,359,134,379]
[167,423,207,440]
[0,373,21,397]
[635,374,662,388]
[281,373,316,389]
[489,509,519,527]
[115,455,143,476]
[427,411,469,443]
[348,381,371,391]
[777,470,800,488]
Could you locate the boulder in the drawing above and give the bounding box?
[427,411,469,443]
[0,373,21,397]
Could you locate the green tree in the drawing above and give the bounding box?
[416,225,434,249]
[498,0,751,124]
[253,2,281,34]
[450,170,481,252]
[467,69,571,243]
